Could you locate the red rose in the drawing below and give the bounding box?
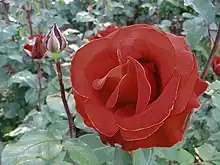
[212,56,220,76]
[88,24,120,41]
[70,24,208,151]
[24,34,46,59]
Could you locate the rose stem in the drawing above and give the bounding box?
[55,60,75,138]
[201,23,220,79]
[26,1,33,36]
[184,23,220,132]
[36,61,42,112]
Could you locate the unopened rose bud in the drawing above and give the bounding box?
[44,24,67,53]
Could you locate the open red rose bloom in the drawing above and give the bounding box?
[70,24,208,151]
[24,34,46,59]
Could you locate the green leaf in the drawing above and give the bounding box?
[52,151,72,165]
[155,146,194,164]
[195,143,218,161]
[79,134,115,164]
[74,113,95,133]
[0,55,8,67]
[191,0,216,24]
[113,148,132,165]
[25,88,38,105]
[63,139,99,165]
[79,134,105,149]
[46,93,76,117]
[3,102,20,119]
[9,70,38,88]
[75,11,95,23]
[1,130,62,165]
[186,25,206,50]
[133,148,155,165]
[209,131,220,141]
[8,54,23,63]
[211,93,220,108]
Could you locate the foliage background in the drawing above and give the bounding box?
[0,0,220,164]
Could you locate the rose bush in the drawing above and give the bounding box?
[70,24,208,151]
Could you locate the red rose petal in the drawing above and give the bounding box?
[171,53,197,115]
[117,38,149,63]
[187,92,200,109]
[129,27,176,89]
[74,93,93,127]
[92,62,128,90]
[84,99,119,137]
[115,72,180,131]
[167,33,190,51]
[194,78,208,96]
[141,63,159,102]
[128,57,151,114]
[100,107,190,151]
[71,38,118,98]
[24,44,32,57]
[119,122,163,141]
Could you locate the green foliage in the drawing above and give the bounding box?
[0,0,220,164]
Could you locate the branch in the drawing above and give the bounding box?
[201,23,220,79]
[36,62,42,111]
[55,60,75,138]
[0,0,10,24]
[25,1,33,36]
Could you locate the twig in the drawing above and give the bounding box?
[26,1,33,36]
[0,0,10,24]
[184,23,220,132]
[36,61,42,112]
[201,23,220,79]
[55,60,75,138]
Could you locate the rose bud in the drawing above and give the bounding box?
[88,24,120,41]
[44,24,67,53]
[212,56,220,76]
[70,24,208,151]
[24,34,46,59]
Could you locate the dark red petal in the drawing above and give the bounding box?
[115,72,180,131]
[129,27,176,89]
[71,38,117,98]
[32,37,46,58]
[84,99,119,137]
[119,122,163,141]
[187,92,200,109]
[141,63,159,102]
[167,33,190,51]
[92,62,128,90]
[105,61,138,108]
[194,78,208,96]
[100,107,190,151]
[24,44,32,57]
[128,57,151,114]
[117,38,149,63]
[74,93,93,127]
[24,44,32,51]
[121,107,190,151]
[171,52,197,115]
